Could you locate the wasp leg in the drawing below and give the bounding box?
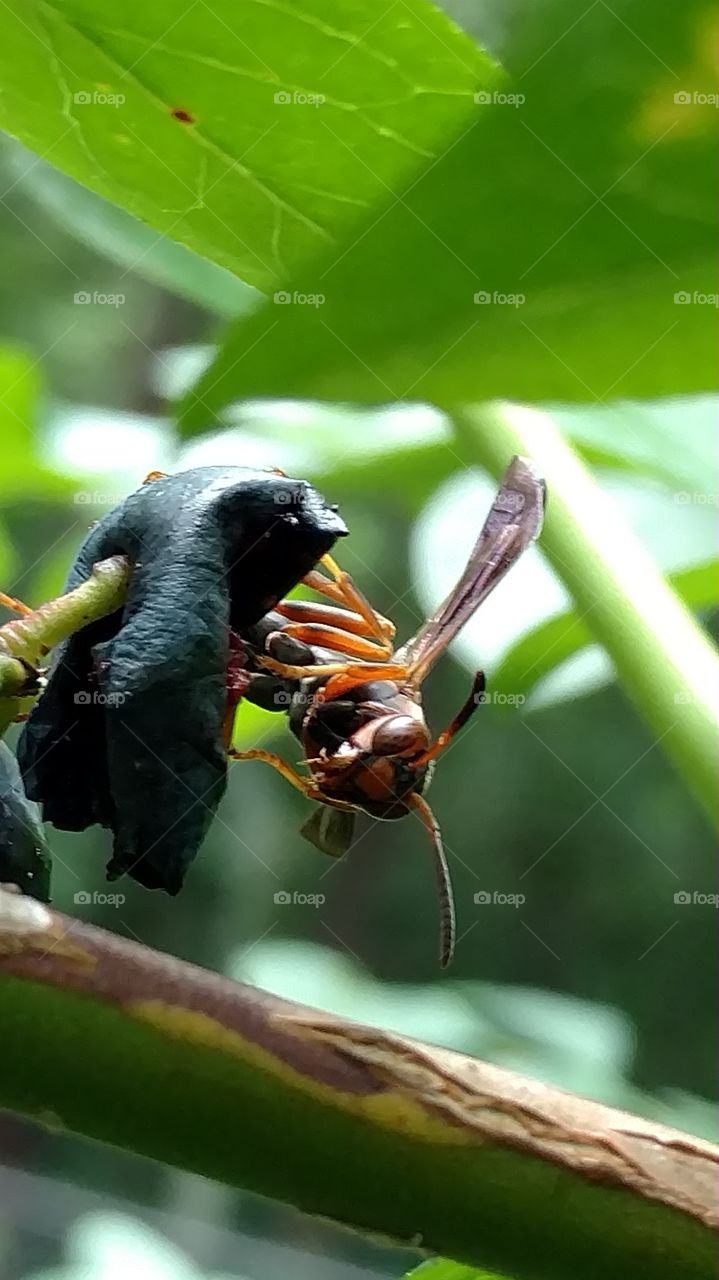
[256,655,355,681]
[228,749,319,797]
[318,662,410,702]
[275,599,385,642]
[228,748,357,813]
[256,654,410,697]
[0,591,34,617]
[269,622,392,662]
[414,671,486,768]
[303,553,395,652]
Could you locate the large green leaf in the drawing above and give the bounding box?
[0,0,493,286]
[181,0,718,424]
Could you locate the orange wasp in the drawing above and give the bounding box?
[231,456,546,966]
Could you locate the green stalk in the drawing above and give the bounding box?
[0,555,130,733]
[454,403,719,824]
[0,890,716,1280]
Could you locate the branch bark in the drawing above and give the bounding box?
[0,886,715,1280]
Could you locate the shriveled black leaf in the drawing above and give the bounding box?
[0,742,51,901]
[18,467,346,894]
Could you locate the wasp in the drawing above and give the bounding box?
[230,456,546,967]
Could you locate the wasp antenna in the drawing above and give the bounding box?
[414,669,486,769]
[410,793,456,968]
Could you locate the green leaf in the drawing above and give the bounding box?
[0,0,494,287]
[493,559,719,703]
[404,1263,506,1280]
[181,0,718,425]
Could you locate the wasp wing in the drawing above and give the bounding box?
[397,456,546,686]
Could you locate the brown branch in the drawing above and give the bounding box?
[0,886,715,1279]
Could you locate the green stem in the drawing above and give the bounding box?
[454,403,719,825]
[0,555,131,734]
[0,889,716,1280]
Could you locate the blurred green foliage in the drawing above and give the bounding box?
[0,0,717,1277]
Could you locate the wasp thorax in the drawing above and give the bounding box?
[370,714,429,757]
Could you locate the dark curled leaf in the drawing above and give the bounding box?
[0,743,51,902]
[18,468,346,894]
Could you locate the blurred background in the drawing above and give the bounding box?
[0,0,717,1276]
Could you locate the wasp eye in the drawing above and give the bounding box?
[372,716,427,756]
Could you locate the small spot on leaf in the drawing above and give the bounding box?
[171,108,195,124]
